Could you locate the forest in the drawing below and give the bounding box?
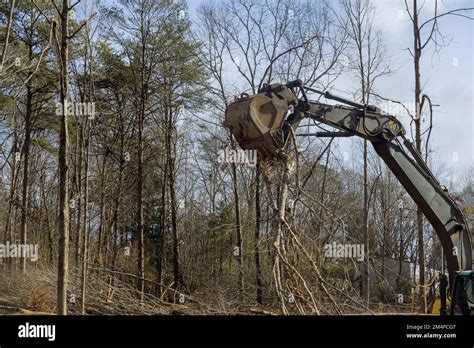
[0,0,473,316]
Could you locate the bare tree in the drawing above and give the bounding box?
[337,0,391,305]
[404,0,474,313]
[56,0,71,316]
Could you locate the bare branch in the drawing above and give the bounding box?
[68,12,97,40]
[419,7,474,31]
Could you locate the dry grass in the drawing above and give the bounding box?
[0,266,200,315]
[24,287,55,313]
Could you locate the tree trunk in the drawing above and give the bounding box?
[80,127,90,314]
[412,0,426,313]
[136,87,145,299]
[4,129,20,270]
[75,126,83,268]
[167,107,183,290]
[157,156,168,295]
[254,166,263,304]
[19,76,32,272]
[362,139,369,304]
[136,112,145,298]
[110,141,124,288]
[57,0,70,315]
[230,136,244,298]
[97,154,106,267]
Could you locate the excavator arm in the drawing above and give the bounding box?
[299,86,472,278]
[225,80,472,314]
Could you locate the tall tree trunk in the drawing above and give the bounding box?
[136,87,145,299]
[4,129,19,270]
[362,139,369,304]
[254,166,262,304]
[230,136,244,298]
[80,127,90,314]
[110,141,124,288]
[97,153,107,267]
[137,115,145,297]
[57,0,70,315]
[397,206,404,292]
[157,157,168,295]
[167,108,183,290]
[412,0,426,313]
[75,126,83,268]
[39,166,54,266]
[19,76,32,272]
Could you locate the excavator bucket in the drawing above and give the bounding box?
[224,90,292,158]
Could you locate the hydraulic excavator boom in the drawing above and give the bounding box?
[224,79,473,315]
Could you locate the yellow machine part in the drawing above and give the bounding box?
[430,297,450,314]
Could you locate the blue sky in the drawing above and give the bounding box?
[186,0,473,183]
[369,0,474,182]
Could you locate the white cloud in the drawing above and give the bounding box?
[372,0,410,38]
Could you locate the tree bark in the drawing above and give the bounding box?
[412,0,426,313]
[254,166,263,305]
[230,136,244,298]
[362,139,369,304]
[80,126,90,314]
[74,126,83,268]
[57,0,70,315]
[19,74,32,272]
[97,152,107,268]
[136,100,145,298]
[167,107,183,290]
